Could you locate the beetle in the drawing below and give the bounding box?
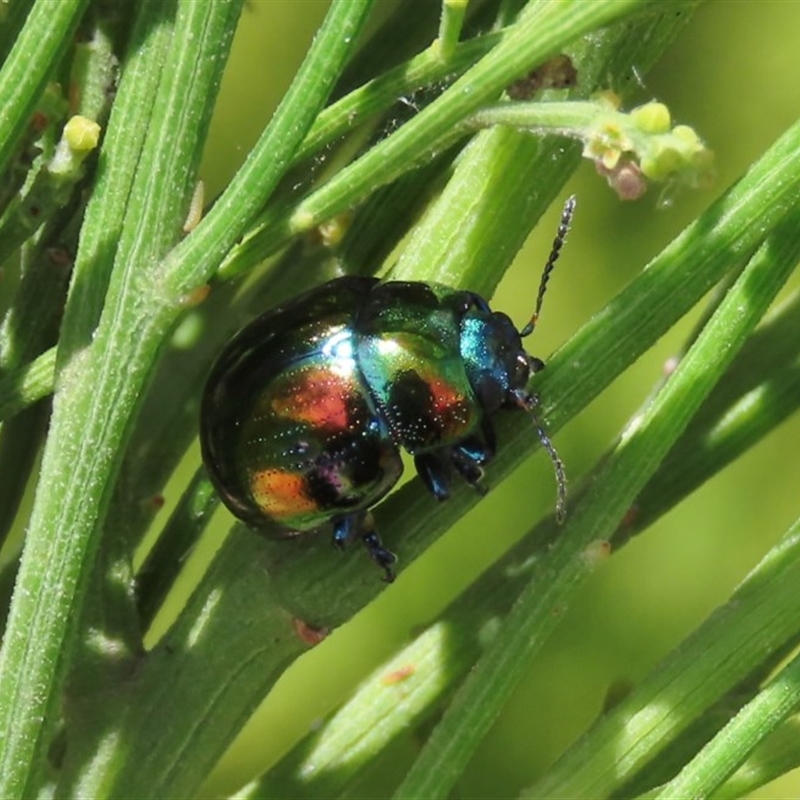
[200,197,575,582]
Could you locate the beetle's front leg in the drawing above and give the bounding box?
[332,512,397,582]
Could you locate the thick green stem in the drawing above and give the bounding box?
[0,3,242,795]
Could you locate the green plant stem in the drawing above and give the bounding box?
[240,620,463,800]
[393,174,800,800]
[162,0,377,300]
[0,347,55,422]
[58,0,177,358]
[654,649,800,799]
[469,98,605,130]
[103,530,297,799]
[135,467,219,630]
[528,514,800,800]
[0,2,243,795]
[391,130,579,291]
[712,718,800,799]
[333,0,442,96]
[621,286,800,542]
[0,0,89,179]
[436,0,469,61]
[294,29,504,166]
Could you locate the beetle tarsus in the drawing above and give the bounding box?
[450,446,487,495]
[362,530,397,583]
[334,515,397,581]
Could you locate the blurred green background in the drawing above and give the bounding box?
[173,2,800,797]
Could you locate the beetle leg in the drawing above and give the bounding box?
[480,416,497,459]
[414,452,451,501]
[361,530,397,583]
[454,429,494,465]
[448,417,497,494]
[331,515,356,550]
[450,441,488,496]
[451,455,486,495]
[332,513,397,582]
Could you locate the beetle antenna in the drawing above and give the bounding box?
[520,196,576,338]
[532,412,567,523]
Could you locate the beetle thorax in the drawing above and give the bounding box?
[458,309,530,414]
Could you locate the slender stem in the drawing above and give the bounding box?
[621,287,800,542]
[655,648,800,798]
[163,0,377,299]
[435,0,469,61]
[0,348,56,422]
[0,0,89,179]
[135,468,219,630]
[293,29,503,165]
